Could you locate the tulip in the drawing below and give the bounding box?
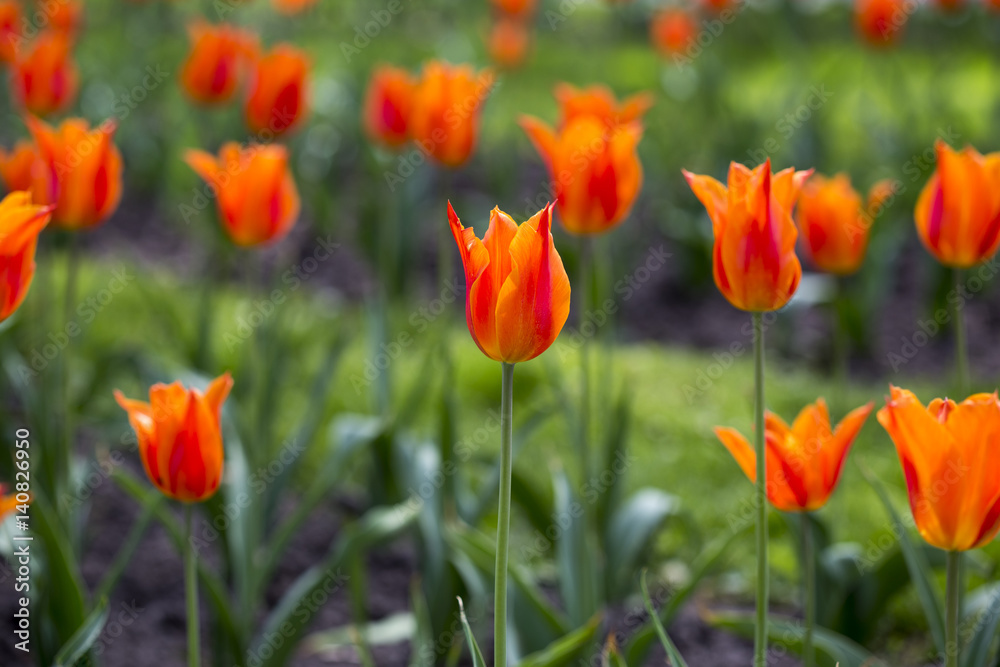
[715,399,873,512]
[650,9,698,58]
[185,142,300,247]
[855,0,906,45]
[271,0,318,14]
[180,21,257,105]
[0,484,19,519]
[914,140,1000,269]
[448,201,570,363]
[521,114,644,235]
[488,16,531,70]
[0,141,40,193]
[114,373,233,503]
[245,44,309,137]
[490,0,535,16]
[0,190,52,322]
[409,61,494,168]
[0,1,21,63]
[363,65,414,149]
[11,31,78,116]
[796,174,895,275]
[553,82,653,129]
[26,115,123,230]
[683,159,812,312]
[50,0,83,40]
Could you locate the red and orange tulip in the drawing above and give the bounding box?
[271,0,318,14]
[449,202,570,363]
[180,21,257,105]
[878,386,1000,551]
[50,0,83,40]
[27,115,123,230]
[409,61,493,168]
[716,399,873,512]
[245,44,309,136]
[185,142,300,247]
[488,17,531,69]
[490,0,535,16]
[0,191,51,322]
[855,0,906,45]
[521,114,644,235]
[796,174,895,275]
[115,374,233,503]
[914,140,1000,269]
[684,159,812,312]
[363,65,414,149]
[650,9,698,57]
[0,141,39,193]
[0,1,21,63]
[553,82,653,129]
[11,31,78,116]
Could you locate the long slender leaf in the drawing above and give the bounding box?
[963,583,1000,667]
[52,597,109,667]
[517,613,603,667]
[640,571,689,667]
[605,489,681,601]
[552,466,597,626]
[94,494,162,602]
[458,597,488,667]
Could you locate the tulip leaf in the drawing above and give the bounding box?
[605,488,681,602]
[602,635,630,667]
[595,387,632,535]
[552,465,599,626]
[52,596,109,667]
[94,493,163,602]
[517,613,603,667]
[640,571,689,667]
[962,582,1000,667]
[458,597,489,667]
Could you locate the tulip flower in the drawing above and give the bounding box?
[26,115,123,230]
[0,1,21,63]
[363,65,414,149]
[683,159,812,312]
[488,17,531,69]
[650,9,698,58]
[715,399,873,512]
[185,142,300,247]
[521,114,644,235]
[271,0,318,14]
[409,61,493,168]
[0,484,20,519]
[449,202,570,363]
[553,82,653,129]
[0,190,52,322]
[914,140,1000,270]
[0,141,39,193]
[491,0,535,16]
[50,0,83,40]
[245,44,309,137]
[796,174,895,275]
[855,0,906,45]
[11,31,78,116]
[180,21,257,105]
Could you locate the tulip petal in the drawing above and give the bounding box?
[714,426,756,482]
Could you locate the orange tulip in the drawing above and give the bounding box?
[0,141,40,193]
[363,65,414,149]
[796,174,895,275]
[488,17,531,69]
[855,0,907,45]
[50,0,83,39]
[877,386,1000,551]
[650,9,698,57]
[27,115,123,230]
[915,140,1000,269]
[0,1,21,63]
[185,142,300,247]
[271,0,318,14]
[245,44,309,137]
[520,114,644,235]
[491,0,535,16]
[553,83,653,130]
[0,191,51,322]
[11,31,78,116]
[115,374,233,503]
[0,484,20,519]
[180,21,257,105]
[409,61,494,168]
[716,399,873,512]
[449,202,570,363]
[683,159,812,312]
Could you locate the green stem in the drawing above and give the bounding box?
[578,237,593,482]
[945,550,960,667]
[494,362,515,667]
[831,279,848,407]
[953,268,969,396]
[61,237,80,496]
[802,513,815,667]
[185,505,201,667]
[752,312,768,667]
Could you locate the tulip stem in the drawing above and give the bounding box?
[945,550,960,667]
[752,311,769,667]
[494,361,515,667]
[62,236,80,495]
[185,505,201,667]
[801,512,815,667]
[578,236,593,481]
[953,268,969,396]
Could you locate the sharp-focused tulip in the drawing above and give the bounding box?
[521,114,644,235]
[27,115,123,230]
[0,141,39,193]
[410,61,493,168]
[683,159,812,312]
[363,65,414,149]
[878,386,1000,551]
[796,174,895,275]
[185,142,300,247]
[650,9,698,57]
[11,31,78,116]
[914,140,1000,269]
[553,82,653,129]
[715,399,873,512]
[488,17,531,69]
[0,191,51,322]
[855,0,906,45]
[245,44,309,136]
[271,0,318,14]
[449,202,570,363]
[115,374,233,503]
[180,21,257,105]
[490,0,535,16]
[0,1,21,63]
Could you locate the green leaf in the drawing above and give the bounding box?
[552,466,598,626]
[302,613,416,658]
[94,494,162,602]
[605,489,681,601]
[962,583,1000,667]
[640,571,689,667]
[602,635,629,667]
[595,388,631,533]
[52,597,110,667]
[458,597,488,667]
[517,613,603,667]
